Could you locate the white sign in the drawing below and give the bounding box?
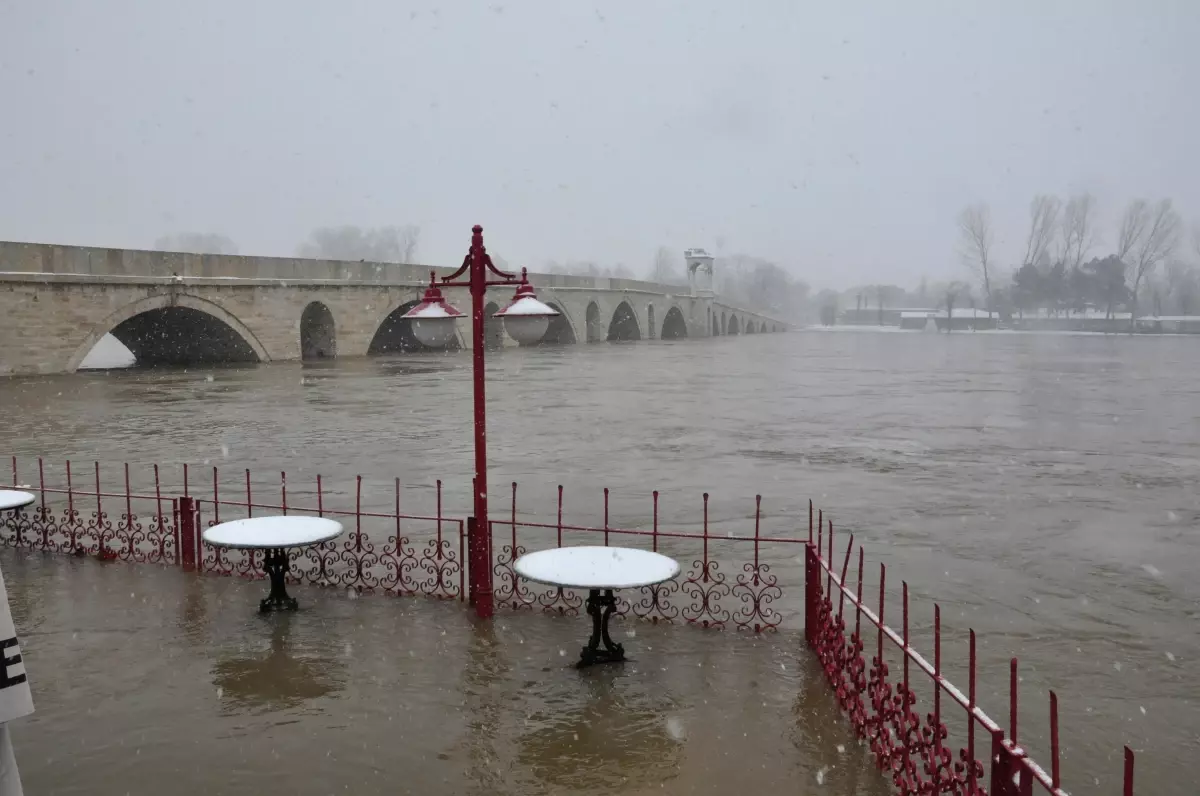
[0,562,32,725]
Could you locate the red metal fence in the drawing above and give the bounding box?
[490,483,801,631]
[2,455,1138,794]
[187,468,465,600]
[3,458,179,565]
[804,514,1137,795]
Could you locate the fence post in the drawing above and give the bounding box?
[468,515,494,614]
[804,542,820,649]
[989,729,1019,795]
[179,496,198,572]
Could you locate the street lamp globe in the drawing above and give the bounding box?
[493,280,560,345]
[401,278,464,349]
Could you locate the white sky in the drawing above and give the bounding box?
[1,1,1197,288]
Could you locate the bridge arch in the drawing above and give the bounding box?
[606,300,641,341]
[585,302,603,343]
[300,301,336,360]
[727,315,740,335]
[647,304,656,340]
[661,306,688,340]
[67,293,268,372]
[746,320,757,334]
[721,312,727,335]
[369,299,463,354]
[540,302,577,344]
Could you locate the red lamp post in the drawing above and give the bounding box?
[401,225,559,618]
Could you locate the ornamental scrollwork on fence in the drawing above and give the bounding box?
[628,577,681,624]
[681,559,731,628]
[2,503,177,565]
[492,544,536,610]
[731,562,783,631]
[418,538,461,600]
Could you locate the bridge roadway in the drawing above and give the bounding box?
[0,241,788,376]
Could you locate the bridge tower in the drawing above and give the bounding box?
[685,248,715,298]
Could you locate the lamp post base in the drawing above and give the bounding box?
[577,589,624,668]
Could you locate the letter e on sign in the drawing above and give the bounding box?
[0,563,33,723]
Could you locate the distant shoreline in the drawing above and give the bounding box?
[807,324,1200,337]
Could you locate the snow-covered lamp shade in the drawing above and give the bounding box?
[493,283,560,345]
[401,282,463,349]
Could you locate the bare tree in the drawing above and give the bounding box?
[957,204,993,309]
[1165,259,1199,315]
[1126,199,1181,320]
[1057,193,1098,269]
[155,232,238,255]
[1116,200,1149,262]
[943,280,969,332]
[563,260,603,277]
[297,225,420,263]
[648,246,682,284]
[396,225,420,264]
[1021,194,1060,268]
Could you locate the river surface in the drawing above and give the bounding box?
[1,330,1196,794]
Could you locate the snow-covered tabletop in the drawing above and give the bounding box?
[514,546,679,590]
[0,490,35,513]
[203,516,343,550]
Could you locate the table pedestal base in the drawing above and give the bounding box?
[260,548,298,613]
[578,589,624,668]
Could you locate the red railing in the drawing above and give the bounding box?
[187,466,466,600]
[2,455,1140,794]
[489,483,802,630]
[804,511,1137,795]
[3,457,179,564]
[3,457,465,600]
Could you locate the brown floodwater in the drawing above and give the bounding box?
[4,549,886,795]
[1,330,1197,793]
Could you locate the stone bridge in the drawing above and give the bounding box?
[0,242,789,376]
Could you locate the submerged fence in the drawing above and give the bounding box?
[804,515,1137,795]
[2,455,1137,794]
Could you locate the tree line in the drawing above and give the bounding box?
[957,195,1199,319]
[152,229,807,320]
[153,225,423,264]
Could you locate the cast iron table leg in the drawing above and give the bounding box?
[578,589,624,668]
[260,547,298,613]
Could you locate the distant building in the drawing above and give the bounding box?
[840,307,938,327]
[900,309,999,331]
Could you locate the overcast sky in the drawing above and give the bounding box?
[1,1,1197,288]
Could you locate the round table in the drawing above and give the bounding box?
[0,491,35,514]
[203,516,344,613]
[514,546,680,668]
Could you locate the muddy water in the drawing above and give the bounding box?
[1,331,1197,793]
[5,550,882,795]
